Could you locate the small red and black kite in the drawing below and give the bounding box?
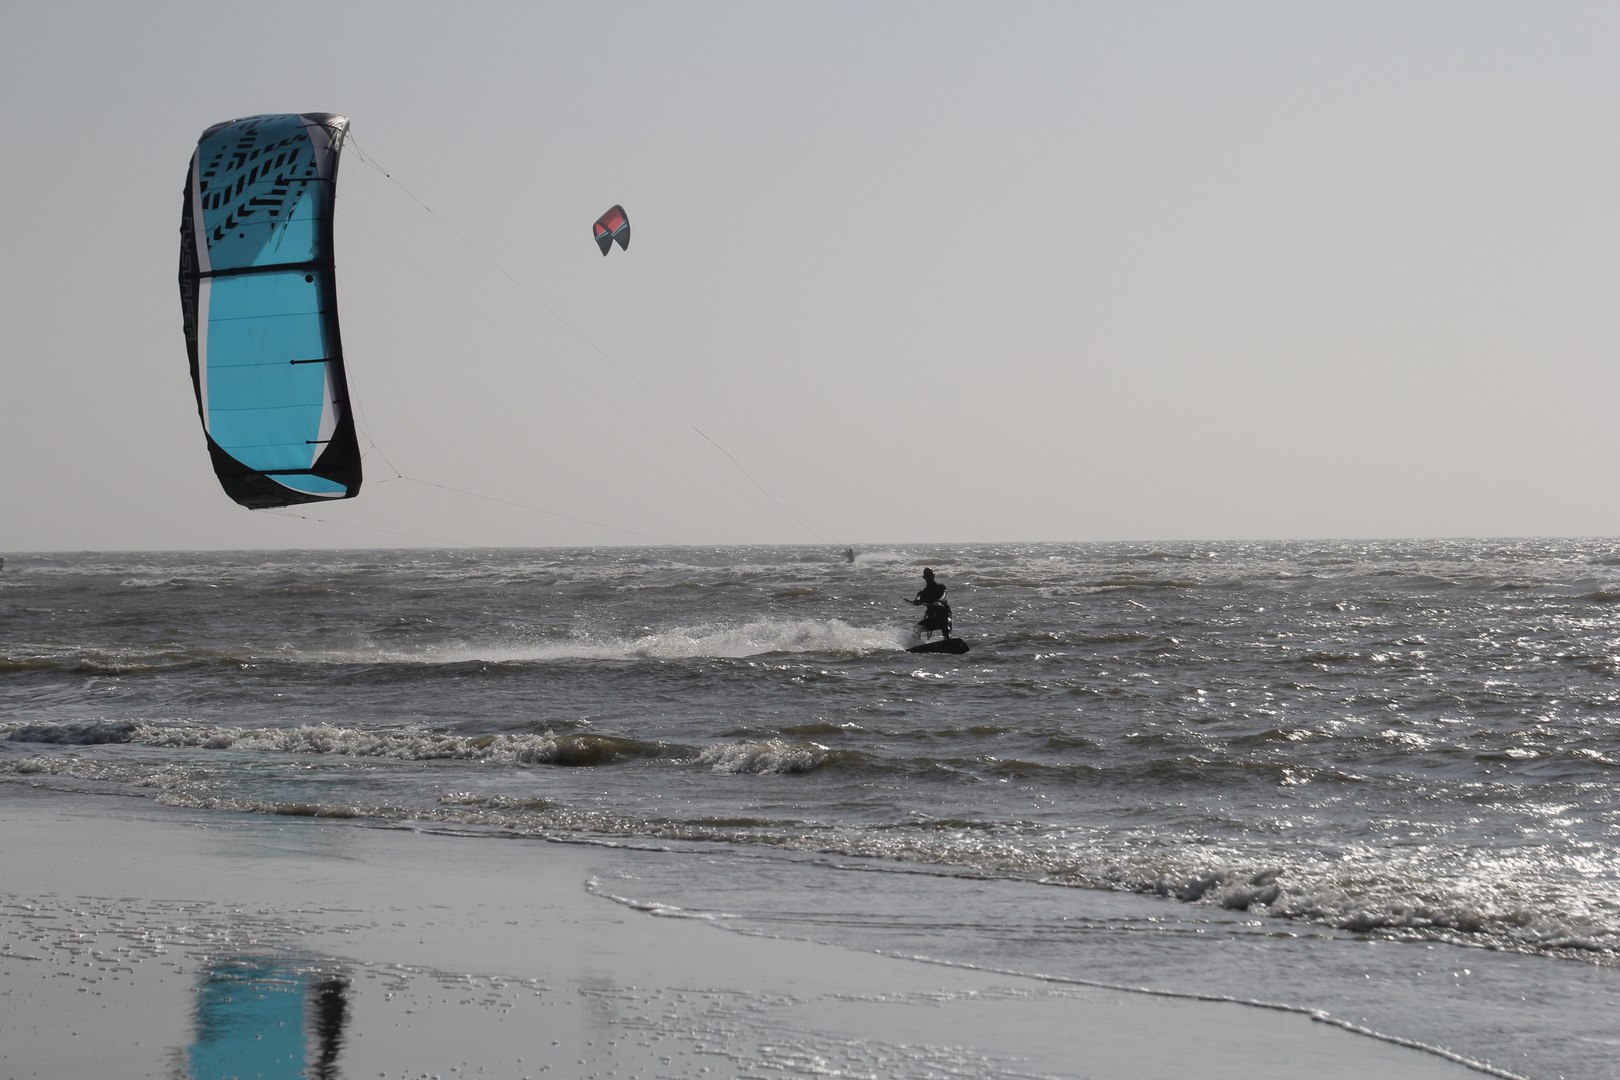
[593,205,630,255]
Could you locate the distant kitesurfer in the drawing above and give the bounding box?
[910,567,952,640]
[844,548,855,563]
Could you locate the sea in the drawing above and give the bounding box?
[2,541,1618,1079]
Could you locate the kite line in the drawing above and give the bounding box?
[343,132,844,548]
[333,206,805,542]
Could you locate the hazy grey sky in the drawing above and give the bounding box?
[5,1,1620,550]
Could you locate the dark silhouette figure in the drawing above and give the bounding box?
[909,567,952,639]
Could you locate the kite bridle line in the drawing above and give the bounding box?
[387,474,675,545]
[278,380,678,545]
[259,509,462,546]
[341,399,677,544]
[343,132,844,548]
[314,325,676,545]
[333,206,808,544]
[264,474,675,545]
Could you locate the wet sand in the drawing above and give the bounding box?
[0,787,1488,1080]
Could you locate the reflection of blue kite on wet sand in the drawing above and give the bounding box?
[179,114,363,510]
[187,957,347,1080]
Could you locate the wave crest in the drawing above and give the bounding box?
[5,721,141,745]
[697,738,844,774]
[338,618,905,664]
[5,720,672,766]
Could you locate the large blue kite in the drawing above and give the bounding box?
[178,114,362,508]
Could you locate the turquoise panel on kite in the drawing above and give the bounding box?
[178,113,362,508]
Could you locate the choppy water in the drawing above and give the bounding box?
[3,542,1618,1078]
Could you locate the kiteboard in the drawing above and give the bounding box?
[908,638,969,655]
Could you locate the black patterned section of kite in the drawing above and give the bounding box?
[593,205,630,255]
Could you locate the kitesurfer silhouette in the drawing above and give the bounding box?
[910,567,952,640]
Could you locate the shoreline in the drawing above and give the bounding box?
[1,786,1491,1079]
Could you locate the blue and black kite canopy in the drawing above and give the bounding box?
[178,113,362,509]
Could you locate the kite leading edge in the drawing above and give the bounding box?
[178,113,362,509]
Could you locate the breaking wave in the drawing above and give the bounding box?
[3,721,674,766]
[697,739,852,774]
[5,744,1615,966]
[3,724,861,776]
[0,618,906,673]
[350,618,906,664]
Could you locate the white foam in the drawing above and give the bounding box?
[306,618,907,666]
[851,550,908,564]
[611,618,905,660]
[0,721,668,766]
[8,736,1617,966]
[697,739,838,775]
[584,877,733,922]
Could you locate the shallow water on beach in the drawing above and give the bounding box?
[3,541,1619,1078]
